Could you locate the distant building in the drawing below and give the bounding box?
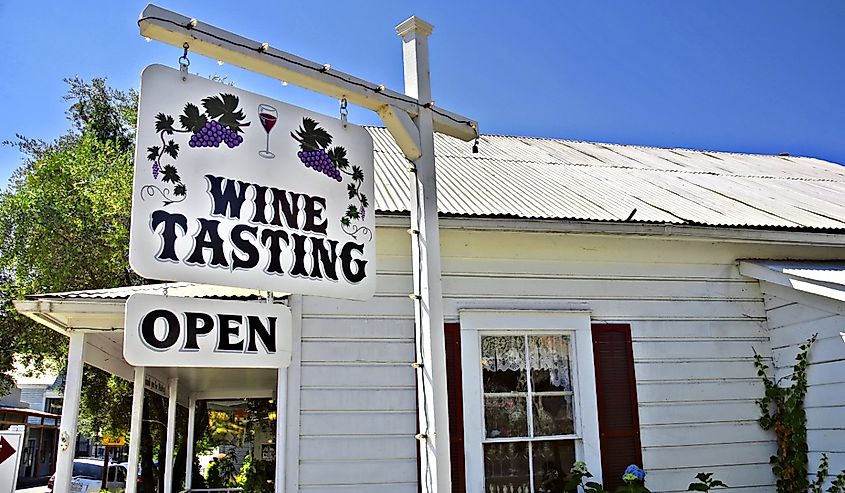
[0,368,62,485]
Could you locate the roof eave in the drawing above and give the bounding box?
[375,213,845,247]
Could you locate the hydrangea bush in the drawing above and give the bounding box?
[563,462,725,493]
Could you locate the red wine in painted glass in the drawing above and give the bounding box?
[258,104,277,159]
[260,112,277,132]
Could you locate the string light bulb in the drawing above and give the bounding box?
[281,81,288,87]
[217,60,224,66]
[144,37,151,42]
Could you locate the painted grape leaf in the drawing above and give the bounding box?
[164,140,179,159]
[292,117,332,150]
[351,165,364,182]
[173,184,187,197]
[347,183,357,199]
[160,165,180,184]
[202,93,250,133]
[360,194,369,208]
[180,103,207,133]
[328,146,349,169]
[147,146,160,162]
[155,113,175,134]
[345,204,360,220]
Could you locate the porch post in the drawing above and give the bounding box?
[126,367,146,493]
[164,378,178,493]
[185,394,197,492]
[396,16,452,493]
[275,367,288,493]
[54,331,87,493]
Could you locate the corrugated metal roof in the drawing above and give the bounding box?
[368,128,845,230]
[28,282,286,301]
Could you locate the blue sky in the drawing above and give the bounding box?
[2,1,843,187]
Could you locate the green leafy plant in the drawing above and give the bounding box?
[811,454,845,493]
[564,461,609,493]
[235,453,275,493]
[754,335,815,493]
[563,462,652,493]
[754,334,845,493]
[687,472,727,491]
[205,453,238,488]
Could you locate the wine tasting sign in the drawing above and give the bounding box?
[124,294,292,368]
[130,65,375,300]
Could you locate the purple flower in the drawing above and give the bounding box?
[359,206,366,220]
[623,464,646,482]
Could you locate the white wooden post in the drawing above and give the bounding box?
[275,367,288,493]
[164,378,179,493]
[185,394,197,492]
[126,367,146,493]
[396,17,452,493]
[54,331,87,493]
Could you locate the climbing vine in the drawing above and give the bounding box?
[754,334,845,493]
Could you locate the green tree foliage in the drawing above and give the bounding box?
[0,78,138,394]
[0,77,141,443]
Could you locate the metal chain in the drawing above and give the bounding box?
[179,42,191,81]
[340,97,348,128]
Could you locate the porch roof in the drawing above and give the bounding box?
[13,283,288,403]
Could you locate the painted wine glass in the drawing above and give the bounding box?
[258,104,278,158]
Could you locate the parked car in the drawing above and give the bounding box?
[47,458,129,493]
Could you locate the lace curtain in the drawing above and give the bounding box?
[481,335,572,389]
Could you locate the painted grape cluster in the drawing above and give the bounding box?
[189,120,244,149]
[291,117,370,240]
[146,93,249,204]
[297,149,342,181]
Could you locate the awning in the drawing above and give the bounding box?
[739,260,845,313]
[13,283,290,403]
[0,406,61,420]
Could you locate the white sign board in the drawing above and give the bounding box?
[130,65,376,300]
[0,431,23,493]
[124,294,292,368]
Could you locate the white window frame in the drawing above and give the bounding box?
[459,310,602,492]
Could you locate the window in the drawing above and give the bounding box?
[482,335,576,491]
[460,311,601,493]
[45,398,62,415]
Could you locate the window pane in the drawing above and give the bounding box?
[528,335,572,392]
[484,441,530,492]
[482,336,527,392]
[532,394,575,436]
[532,440,576,493]
[484,395,528,438]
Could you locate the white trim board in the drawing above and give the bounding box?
[740,261,845,315]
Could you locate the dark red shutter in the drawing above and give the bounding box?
[591,323,642,490]
[444,322,466,493]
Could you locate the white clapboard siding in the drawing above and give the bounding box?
[298,275,419,491]
[640,421,770,447]
[297,228,789,491]
[761,286,845,476]
[643,441,776,469]
[646,462,774,493]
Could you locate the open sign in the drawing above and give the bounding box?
[124,294,292,368]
